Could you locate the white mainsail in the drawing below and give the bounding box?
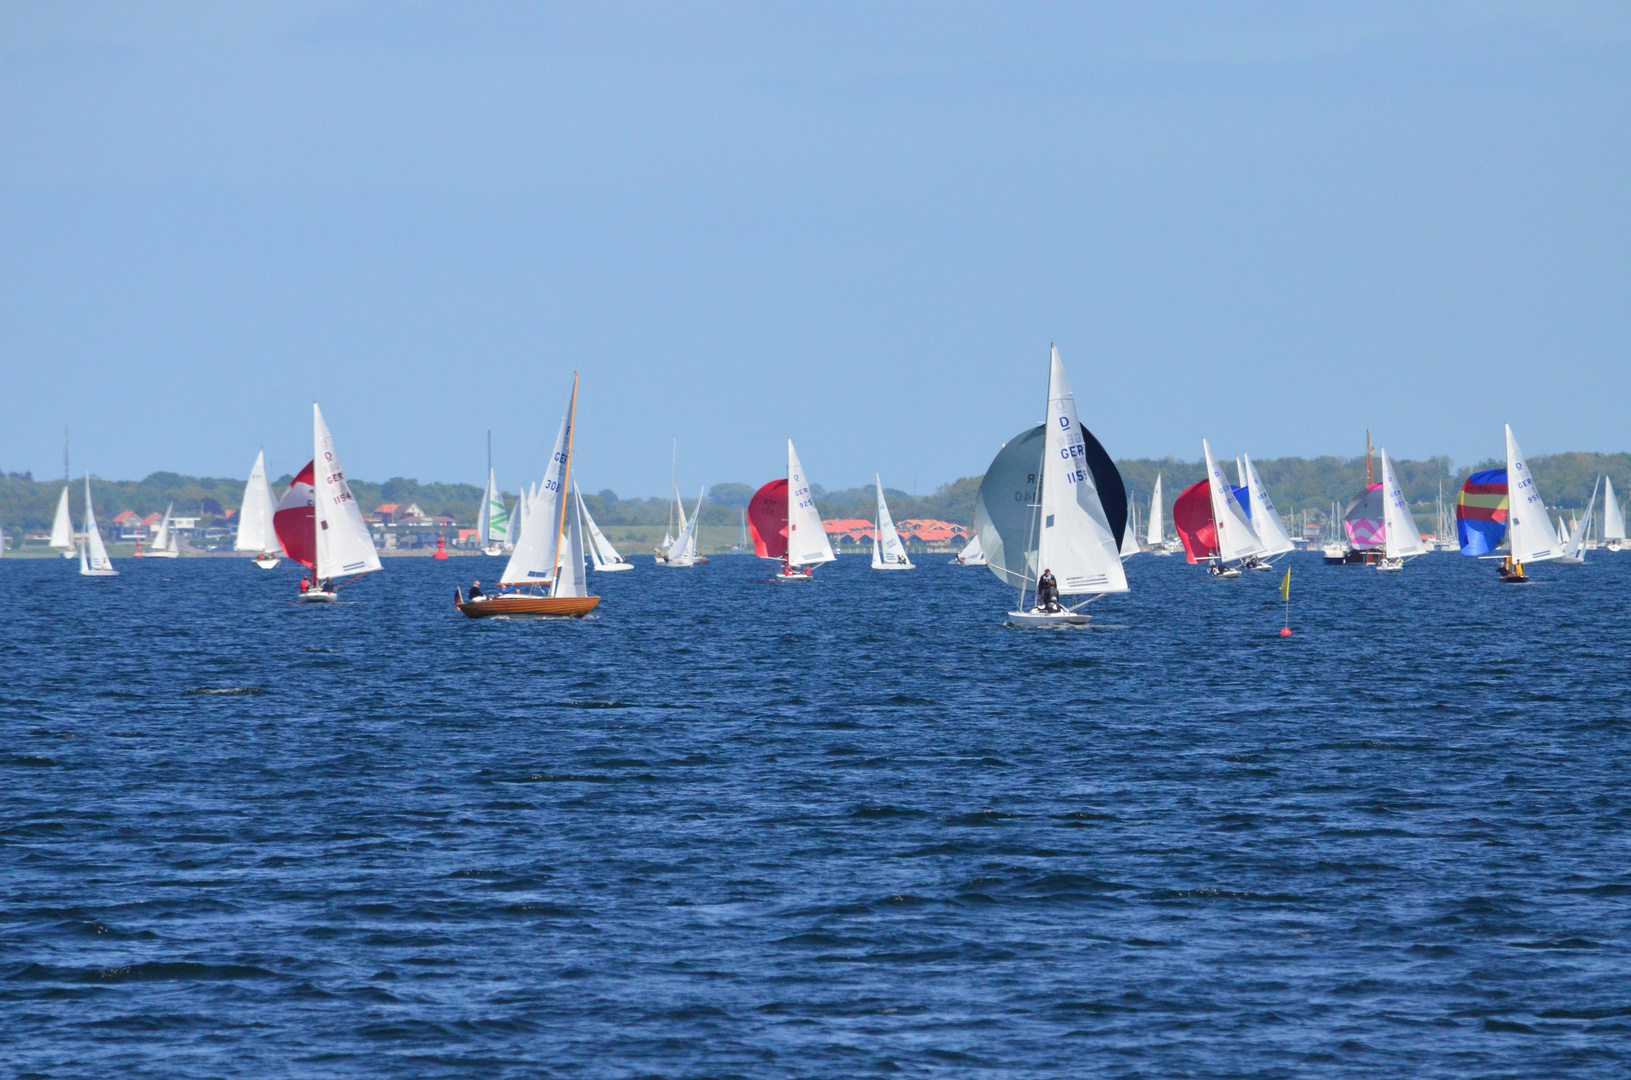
[1038,347,1126,595]
[234,451,277,553]
[152,503,174,553]
[1242,454,1295,557]
[81,475,117,575]
[500,405,571,585]
[1146,473,1164,546]
[1203,440,1264,563]
[312,404,383,581]
[50,485,74,551]
[872,474,913,568]
[1380,449,1427,559]
[1505,425,1558,564]
[1604,476,1625,542]
[786,440,835,566]
[1562,478,1598,561]
[1118,499,1141,558]
[480,467,508,548]
[505,493,522,550]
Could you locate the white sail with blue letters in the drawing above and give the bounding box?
[312,404,382,581]
[1039,346,1126,595]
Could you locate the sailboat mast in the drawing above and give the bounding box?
[551,374,580,597]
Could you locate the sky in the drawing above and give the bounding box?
[2,2,1628,498]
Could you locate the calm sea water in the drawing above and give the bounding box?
[3,549,1629,1077]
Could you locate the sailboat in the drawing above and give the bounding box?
[1602,476,1625,551]
[576,485,631,571]
[1146,473,1173,555]
[505,491,522,553]
[871,475,914,570]
[1173,441,1263,577]
[730,509,748,554]
[1118,496,1142,559]
[951,531,985,565]
[479,430,510,556]
[1494,424,1558,582]
[50,436,75,559]
[748,440,836,580]
[234,451,281,567]
[1375,449,1427,571]
[137,503,181,558]
[973,346,1128,625]
[1554,478,1598,565]
[271,404,384,602]
[1239,454,1294,569]
[456,375,599,618]
[78,475,118,577]
[659,488,707,568]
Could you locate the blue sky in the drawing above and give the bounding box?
[3,3,1627,498]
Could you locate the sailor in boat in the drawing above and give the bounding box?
[468,580,486,601]
[1037,568,1060,613]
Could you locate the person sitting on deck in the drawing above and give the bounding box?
[469,580,485,600]
[1037,568,1060,612]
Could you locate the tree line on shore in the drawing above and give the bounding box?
[3,452,1628,541]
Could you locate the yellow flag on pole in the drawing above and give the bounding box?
[1280,567,1291,602]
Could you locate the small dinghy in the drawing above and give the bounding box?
[974,346,1128,626]
[577,485,632,571]
[748,440,836,581]
[1373,448,1426,573]
[273,404,383,602]
[78,475,119,577]
[871,474,914,570]
[234,452,282,568]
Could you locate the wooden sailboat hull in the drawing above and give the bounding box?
[457,595,600,618]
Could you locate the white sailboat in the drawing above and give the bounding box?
[576,485,631,571]
[479,431,510,556]
[661,488,706,568]
[1496,424,1559,581]
[234,450,281,567]
[1375,449,1427,571]
[137,503,181,558]
[1202,440,1264,577]
[976,346,1127,625]
[871,475,914,570]
[1240,454,1294,568]
[1556,478,1598,564]
[299,404,383,601]
[1602,476,1625,551]
[78,475,118,577]
[456,375,600,618]
[1119,496,1142,559]
[1146,473,1172,555]
[505,492,522,552]
[779,440,836,580]
[50,436,75,559]
[952,531,986,565]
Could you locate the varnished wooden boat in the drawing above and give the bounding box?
[455,588,599,618]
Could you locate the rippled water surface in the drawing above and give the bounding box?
[3,551,1629,1077]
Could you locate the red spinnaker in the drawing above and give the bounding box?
[748,479,788,558]
[1171,479,1218,564]
[272,460,317,569]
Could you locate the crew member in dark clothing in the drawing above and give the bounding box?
[469,580,485,600]
[1037,569,1060,612]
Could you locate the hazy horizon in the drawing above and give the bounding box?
[4,4,1628,497]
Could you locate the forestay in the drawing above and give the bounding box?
[313,404,383,581]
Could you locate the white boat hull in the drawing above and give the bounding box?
[1007,607,1090,627]
[136,549,180,559]
[871,561,914,570]
[60,549,77,559]
[592,562,634,572]
[296,589,339,603]
[254,554,281,569]
[656,556,698,568]
[484,544,506,557]
[1553,555,1584,565]
[774,570,812,581]
[1375,557,1405,572]
[79,567,119,577]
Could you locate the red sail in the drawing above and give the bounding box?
[1171,479,1218,564]
[272,460,317,569]
[747,479,788,558]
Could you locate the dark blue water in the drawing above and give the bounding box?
[3,550,1629,1077]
